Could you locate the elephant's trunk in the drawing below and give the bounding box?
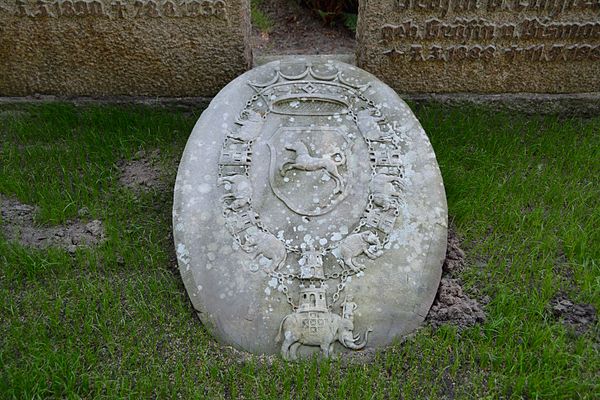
[344,328,372,350]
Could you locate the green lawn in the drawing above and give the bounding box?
[1,103,598,399]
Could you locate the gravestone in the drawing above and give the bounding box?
[357,0,600,93]
[0,0,250,97]
[173,58,447,359]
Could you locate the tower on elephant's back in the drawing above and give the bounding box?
[298,285,328,313]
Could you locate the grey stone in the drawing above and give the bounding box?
[173,57,447,359]
[0,0,251,97]
[357,0,600,93]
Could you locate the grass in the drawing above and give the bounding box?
[251,0,273,33]
[0,103,598,398]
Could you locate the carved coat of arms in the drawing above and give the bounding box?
[267,126,353,216]
[216,62,406,360]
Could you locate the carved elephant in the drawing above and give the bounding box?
[218,175,252,211]
[338,231,383,271]
[356,109,397,144]
[276,311,371,361]
[241,230,287,272]
[370,172,403,210]
[228,110,264,142]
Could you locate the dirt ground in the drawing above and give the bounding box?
[252,0,356,56]
[550,293,597,334]
[1,196,105,253]
[425,228,488,330]
[118,149,165,193]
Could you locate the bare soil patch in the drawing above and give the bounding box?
[118,149,165,192]
[550,293,597,334]
[1,196,105,253]
[426,227,487,330]
[252,0,356,56]
[427,278,486,329]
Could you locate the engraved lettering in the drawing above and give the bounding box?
[574,44,591,60]
[187,0,201,17]
[200,0,212,15]
[521,19,600,40]
[449,45,467,60]
[162,0,176,16]
[498,23,517,39]
[213,0,225,18]
[73,0,87,16]
[391,44,498,61]
[10,0,229,19]
[591,44,600,60]
[87,0,103,15]
[382,21,420,43]
[111,0,127,17]
[133,0,143,16]
[15,0,29,16]
[383,18,600,43]
[144,0,160,17]
[35,0,54,17]
[60,0,76,16]
[378,0,600,66]
[409,45,426,61]
[547,44,567,61]
[481,44,496,60]
[484,0,598,16]
[502,44,600,61]
[428,45,446,60]
[396,0,477,17]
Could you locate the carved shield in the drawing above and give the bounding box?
[174,59,448,358]
[266,126,353,216]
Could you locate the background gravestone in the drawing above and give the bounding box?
[357,0,600,93]
[0,0,251,97]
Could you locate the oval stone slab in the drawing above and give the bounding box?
[173,58,447,359]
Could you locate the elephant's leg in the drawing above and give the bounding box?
[342,254,358,271]
[328,343,335,357]
[281,333,296,361]
[351,257,365,270]
[289,342,301,361]
[367,249,383,259]
[320,343,331,358]
[272,254,285,271]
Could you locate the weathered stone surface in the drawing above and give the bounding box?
[173,57,447,359]
[0,0,251,97]
[357,0,600,93]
